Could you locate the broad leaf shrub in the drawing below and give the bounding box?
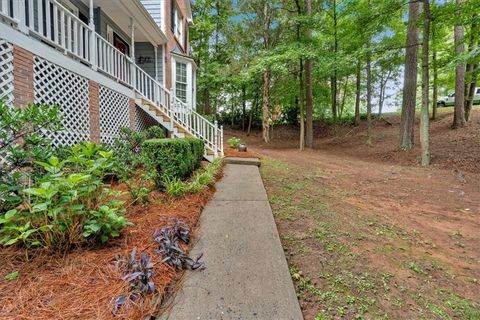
[0,142,129,250]
[143,138,204,188]
[0,100,62,215]
[165,158,223,197]
[227,136,241,149]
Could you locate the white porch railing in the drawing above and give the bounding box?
[0,0,224,157]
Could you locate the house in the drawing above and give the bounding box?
[0,0,223,160]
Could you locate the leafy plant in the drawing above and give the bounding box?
[164,158,223,197]
[0,100,63,214]
[0,142,129,250]
[143,138,205,189]
[113,248,155,315]
[228,137,241,149]
[153,220,205,270]
[3,271,19,281]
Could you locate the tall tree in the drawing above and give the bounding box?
[464,14,478,122]
[261,1,272,143]
[304,0,314,148]
[399,0,421,150]
[452,0,466,128]
[431,14,438,121]
[421,0,431,166]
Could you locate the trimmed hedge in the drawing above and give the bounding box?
[143,138,204,187]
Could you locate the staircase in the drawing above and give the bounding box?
[133,68,223,162]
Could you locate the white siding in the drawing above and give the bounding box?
[140,0,162,27]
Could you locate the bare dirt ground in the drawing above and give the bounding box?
[227,108,480,319]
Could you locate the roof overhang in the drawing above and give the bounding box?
[171,50,197,69]
[88,0,167,45]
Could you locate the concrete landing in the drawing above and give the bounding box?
[159,164,302,320]
[224,157,261,167]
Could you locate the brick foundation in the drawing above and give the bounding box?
[88,80,100,143]
[13,46,34,108]
[129,98,136,130]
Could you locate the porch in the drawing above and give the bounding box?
[0,0,223,159]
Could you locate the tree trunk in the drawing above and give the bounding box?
[304,0,314,148]
[366,41,373,146]
[339,77,348,119]
[203,88,211,115]
[452,0,466,128]
[465,14,478,122]
[378,75,385,118]
[331,0,338,123]
[247,89,259,136]
[399,0,421,150]
[242,85,246,130]
[432,19,438,120]
[299,59,305,150]
[355,59,361,126]
[421,0,431,166]
[465,68,477,121]
[262,70,271,143]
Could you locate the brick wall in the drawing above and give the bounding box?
[13,46,34,108]
[164,0,191,90]
[129,98,136,130]
[88,80,101,143]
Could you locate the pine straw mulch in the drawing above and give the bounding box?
[0,182,218,320]
[224,147,259,159]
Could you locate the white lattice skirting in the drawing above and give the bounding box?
[34,56,91,147]
[0,39,14,106]
[135,107,159,132]
[99,86,130,146]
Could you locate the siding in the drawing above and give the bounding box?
[135,43,164,84]
[140,0,162,27]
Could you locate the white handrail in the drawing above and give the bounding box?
[3,0,223,158]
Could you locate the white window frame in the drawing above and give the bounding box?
[172,55,193,108]
[173,5,183,47]
[106,25,114,45]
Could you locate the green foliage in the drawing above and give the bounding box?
[111,126,165,204]
[3,271,19,281]
[0,100,63,214]
[143,138,205,188]
[164,158,223,197]
[227,136,241,148]
[0,142,128,250]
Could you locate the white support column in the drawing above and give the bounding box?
[89,0,96,70]
[214,120,219,157]
[130,17,136,87]
[154,45,158,82]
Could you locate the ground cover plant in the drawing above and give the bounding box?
[164,158,223,197]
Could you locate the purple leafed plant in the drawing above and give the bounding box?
[112,247,155,315]
[153,220,205,271]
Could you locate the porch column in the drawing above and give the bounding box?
[130,17,136,86]
[154,45,158,82]
[89,0,97,70]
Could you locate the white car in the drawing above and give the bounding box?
[437,87,480,107]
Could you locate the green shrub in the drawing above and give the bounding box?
[228,137,241,149]
[165,158,223,197]
[143,138,205,188]
[0,142,128,250]
[0,100,63,215]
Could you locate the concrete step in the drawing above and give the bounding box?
[224,157,261,167]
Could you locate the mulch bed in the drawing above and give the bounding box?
[0,181,218,319]
[224,147,259,159]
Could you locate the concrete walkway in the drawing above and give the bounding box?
[160,162,303,320]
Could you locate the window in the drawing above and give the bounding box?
[171,3,183,46]
[175,62,187,103]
